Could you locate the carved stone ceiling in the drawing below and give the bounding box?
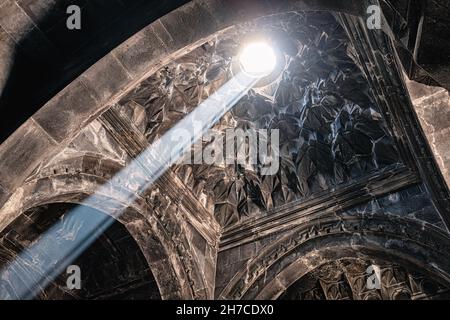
[32,11,402,231]
[116,11,400,228]
[279,258,450,300]
[2,2,450,302]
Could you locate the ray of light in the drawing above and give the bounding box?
[0,71,259,300]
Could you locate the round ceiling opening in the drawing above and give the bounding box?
[238,41,277,77]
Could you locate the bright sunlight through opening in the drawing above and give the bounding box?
[239,41,277,77]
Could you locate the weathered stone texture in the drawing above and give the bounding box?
[118,12,402,229]
[406,79,450,188]
[32,80,99,143]
[0,119,57,191]
[279,258,450,300]
[112,26,169,79]
[215,183,447,298]
[0,27,15,95]
[1,1,450,301]
[80,54,133,105]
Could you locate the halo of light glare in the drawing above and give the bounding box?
[239,41,277,77]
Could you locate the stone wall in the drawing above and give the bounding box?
[406,79,450,188]
[215,183,447,298]
[1,0,450,300]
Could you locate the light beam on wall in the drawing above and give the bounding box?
[0,69,264,299]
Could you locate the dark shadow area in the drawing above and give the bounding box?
[0,203,161,300]
[380,0,450,90]
[0,0,189,143]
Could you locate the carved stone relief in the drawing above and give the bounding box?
[118,12,401,228]
[279,258,450,300]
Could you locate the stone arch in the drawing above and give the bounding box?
[219,214,450,299]
[277,256,450,300]
[0,0,375,298]
[0,203,162,300]
[0,155,208,299]
[0,0,445,302]
[0,0,372,210]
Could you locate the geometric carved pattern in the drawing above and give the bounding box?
[118,12,401,228]
[1,0,449,302]
[280,259,450,300]
[219,213,450,300]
